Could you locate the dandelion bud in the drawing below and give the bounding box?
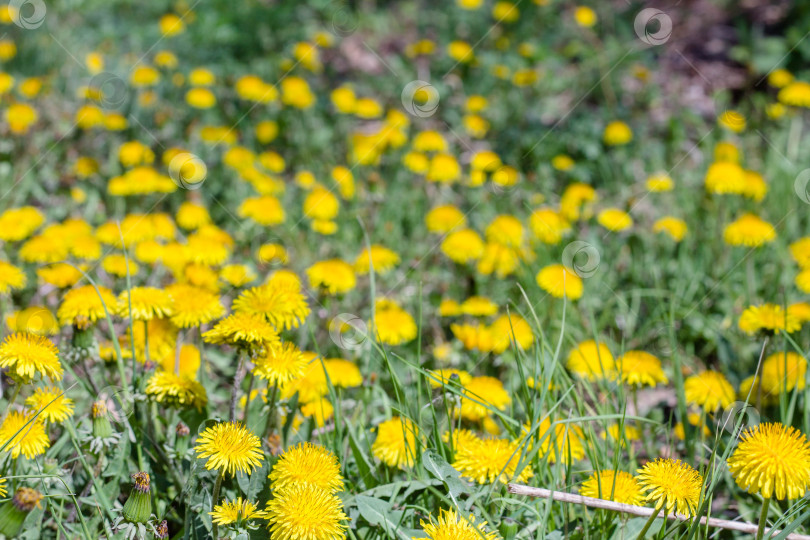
[175,421,190,453]
[0,487,43,537]
[123,472,152,523]
[499,517,518,540]
[92,400,114,439]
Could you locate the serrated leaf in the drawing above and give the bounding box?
[421,449,470,505]
[355,494,415,539]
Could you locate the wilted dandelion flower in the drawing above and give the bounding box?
[653,216,688,242]
[637,458,702,515]
[210,497,267,525]
[727,423,810,500]
[458,376,511,422]
[195,422,264,476]
[268,442,344,493]
[684,370,734,410]
[580,470,643,504]
[567,340,614,380]
[417,508,498,540]
[58,284,118,325]
[723,214,776,247]
[265,483,347,540]
[25,386,74,423]
[739,304,800,335]
[0,487,43,537]
[453,436,532,484]
[0,411,50,459]
[0,333,62,382]
[372,417,422,469]
[616,350,667,387]
[536,264,583,300]
[307,259,356,295]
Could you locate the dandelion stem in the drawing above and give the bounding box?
[228,353,246,422]
[211,470,224,540]
[756,497,771,540]
[635,505,660,540]
[262,384,279,442]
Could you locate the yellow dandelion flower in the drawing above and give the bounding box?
[536,264,583,300]
[428,369,472,388]
[603,121,632,145]
[417,508,498,540]
[637,458,702,515]
[574,6,597,27]
[778,81,810,108]
[0,476,5,498]
[728,423,810,500]
[210,497,267,525]
[233,278,310,330]
[646,173,674,192]
[616,350,667,387]
[723,214,776,247]
[0,206,45,242]
[580,470,644,505]
[24,386,74,423]
[0,333,62,382]
[158,343,200,376]
[441,229,485,264]
[307,259,356,295]
[58,285,117,325]
[145,371,207,410]
[0,262,25,294]
[704,161,746,194]
[458,376,511,422]
[533,417,586,464]
[567,340,614,381]
[268,442,344,493]
[760,351,807,395]
[597,208,633,232]
[372,417,422,469]
[265,483,347,540]
[460,296,498,317]
[529,208,570,244]
[354,245,400,275]
[426,205,466,233]
[195,422,264,476]
[790,237,810,269]
[116,287,173,321]
[451,323,494,353]
[0,411,50,459]
[453,436,532,484]
[6,306,58,336]
[653,216,688,242]
[739,304,800,335]
[489,313,534,353]
[372,299,417,346]
[202,312,280,350]
[684,370,734,410]
[253,341,308,388]
[167,284,224,328]
[560,182,597,221]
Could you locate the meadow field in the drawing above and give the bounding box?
[1,0,810,538]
